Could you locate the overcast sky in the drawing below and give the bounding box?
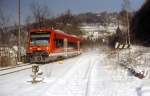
[0,0,145,25]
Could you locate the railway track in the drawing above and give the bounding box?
[0,60,63,76]
[0,63,30,71]
[0,67,32,76]
[0,64,33,76]
[0,54,80,76]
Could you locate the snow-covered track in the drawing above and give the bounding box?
[0,63,30,71]
[0,64,33,76]
[0,67,32,76]
[0,56,77,76]
[85,58,95,96]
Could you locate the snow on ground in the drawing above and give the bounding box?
[1,46,150,96]
[115,45,150,78]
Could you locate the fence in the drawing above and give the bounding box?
[0,47,17,67]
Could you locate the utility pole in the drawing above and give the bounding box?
[17,0,21,63]
[127,8,130,45]
[123,0,131,44]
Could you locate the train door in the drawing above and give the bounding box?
[77,41,80,54]
[64,38,68,56]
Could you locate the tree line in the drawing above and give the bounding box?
[1,0,147,47]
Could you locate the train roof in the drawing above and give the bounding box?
[30,28,82,41]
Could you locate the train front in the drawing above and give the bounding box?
[27,30,51,63]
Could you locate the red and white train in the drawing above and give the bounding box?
[26,28,82,63]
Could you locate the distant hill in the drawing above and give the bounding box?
[75,12,118,24]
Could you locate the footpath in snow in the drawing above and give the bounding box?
[0,47,150,96]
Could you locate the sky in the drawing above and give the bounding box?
[0,0,145,25]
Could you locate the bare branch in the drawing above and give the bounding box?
[122,0,131,11]
[0,8,10,29]
[0,8,11,44]
[29,2,51,28]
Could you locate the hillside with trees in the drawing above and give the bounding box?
[130,0,150,45]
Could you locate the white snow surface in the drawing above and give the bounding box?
[0,47,150,96]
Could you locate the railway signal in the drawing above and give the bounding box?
[29,64,44,84]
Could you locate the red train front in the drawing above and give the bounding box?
[26,29,81,63]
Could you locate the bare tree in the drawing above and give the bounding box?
[30,2,51,28]
[54,10,82,36]
[122,0,130,11]
[119,0,131,44]
[0,8,10,45]
[25,16,33,31]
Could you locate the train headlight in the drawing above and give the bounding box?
[37,48,41,51]
[30,47,32,50]
[46,47,49,50]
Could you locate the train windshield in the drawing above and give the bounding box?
[30,32,50,46]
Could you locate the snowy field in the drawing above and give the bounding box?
[0,46,150,96]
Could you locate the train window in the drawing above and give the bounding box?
[68,42,77,49]
[31,39,49,46]
[30,32,50,46]
[31,32,50,38]
[55,39,64,48]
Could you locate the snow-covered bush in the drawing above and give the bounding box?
[0,47,17,67]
